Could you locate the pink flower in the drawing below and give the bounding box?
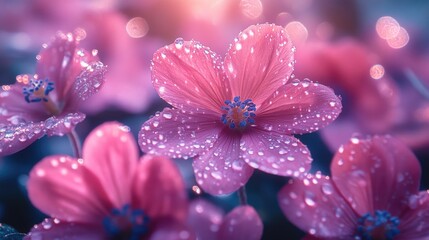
[187,199,263,240]
[0,32,107,156]
[278,135,429,239]
[293,39,400,152]
[139,24,342,195]
[26,122,192,240]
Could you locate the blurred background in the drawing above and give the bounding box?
[0,0,428,239]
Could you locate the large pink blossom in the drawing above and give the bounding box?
[187,199,263,240]
[139,23,342,195]
[0,32,107,156]
[26,122,193,240]
[278,135,429,239]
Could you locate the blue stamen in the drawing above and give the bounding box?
[221,96,256,130]
[103,204,150,240]
[22,79,55,103]
[355,210,400,240]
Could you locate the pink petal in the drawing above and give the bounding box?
[132,154,187,221]
[187,199,224,240]
[224,24,294,106]
[240,129,312,177]
[35,32,81,102]
[44,112,86,136]
[82,122,138,209]
[35,32,107,108]
[27,155,111,223]
[0,81,48,123]
[151,39,230,113]
[139,108,221,159]
[278,175,358,238]
[149,219,196,240]
[68,61,107,110]
[398,191,429,239]
[25,219,106,240]
[0,121,46,156]
[256,80,342,135]
[331,135,421,217]
[193,130,254,195]
[218,205,263,240]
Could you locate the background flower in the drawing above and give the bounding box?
[0,32,106,156]
[26,122,192,239]
[278,135,429,239]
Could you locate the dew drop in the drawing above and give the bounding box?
[329,101,336,107]
[162,112,173,119]
[304,191,316,207]
[291,79,300,86]
[287,156,295,161]
[321,183,333,195]
[211,171,222,180]
[175,38,184,49]
[232,160,244,171]
[152,121,160,127]
[42,219,52,230]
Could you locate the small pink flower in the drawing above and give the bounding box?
[0,32,107,156]
[26,122,192,240]
[278,135,429,239]
[187,199,263,240]
[139,24,342,195]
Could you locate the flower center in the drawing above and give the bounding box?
[221,96,256,130]
[22,78,60,115]
[355,210,400,240]
[103,205,150,240]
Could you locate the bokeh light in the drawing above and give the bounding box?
[240,0,263,19]
[376,16,400,40]
[386,27,409,49]
[285,21,308,45]
[370,64,385,80]
[126,17,149,38]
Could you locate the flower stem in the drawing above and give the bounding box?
[238,186,248,205]
[67,129,82,158]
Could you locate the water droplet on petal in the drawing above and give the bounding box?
[304,191,316,207]
[321,183,333,195]
[211,171,222,180]
[175,38,184,49]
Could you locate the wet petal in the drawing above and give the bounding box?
[139,108,221,159]
[187,199,224,240]
[68,61,107,110]
[331,135,421,216]
[240,129,312,177]
[278,175,358,238]
[256,80,342,135]
[218,205,263,240]
[224,24,295,106]
[0,121,46,156]
[25,219,106,240]
[82,122,138,209]
[399,191,429,239]
[132,154,187,221]
[152,39,230,113]
[36,32,103,103]
[0,80,49,123]
[44,112,86,136]
[27,155,111,223]
[150,219,195,240]
[193,130,254,195]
